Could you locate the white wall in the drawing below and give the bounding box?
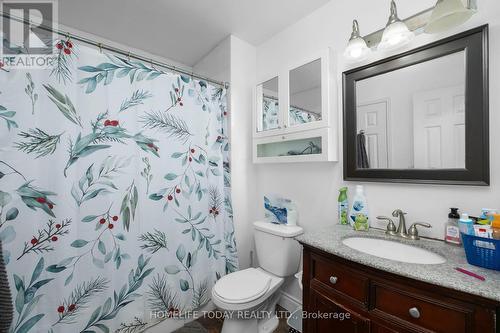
[255,0,500,302]
[227,36,258,269]
[195,36,258,271]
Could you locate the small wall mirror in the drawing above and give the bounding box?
[289,59,322,126]
[343,26,489,185]
[257,76,279,132]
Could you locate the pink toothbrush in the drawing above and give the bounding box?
[455,267,486,281]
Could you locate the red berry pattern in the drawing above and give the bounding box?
[51,236,58,242]
[108,224,114,229]
[36,197,46,204]
[68,304,76,311]
[31,238,38,245]
[112,215,118,221]
[99,218,106,224]
[57,305,65,313]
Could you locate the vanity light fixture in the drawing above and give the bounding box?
[344,20,371,61]
[344,0,478,63]
[425,0,475,34]
[378,0,414,51]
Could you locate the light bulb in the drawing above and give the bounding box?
[378,1,415,51]
[425,0,475,34]
[344,20,371,61]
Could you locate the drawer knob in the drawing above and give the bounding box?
[409,307,420,319]
[329,276,338,285]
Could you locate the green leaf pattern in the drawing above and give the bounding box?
[0,38,237,333]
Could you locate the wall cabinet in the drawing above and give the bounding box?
[253,49,338,163]
[301,245,499,333]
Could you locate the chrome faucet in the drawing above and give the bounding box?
[377,209,432,240]
[392,209,408,238]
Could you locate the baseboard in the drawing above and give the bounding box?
[278,291,302,313]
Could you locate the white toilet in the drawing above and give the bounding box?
[212,221,303,333]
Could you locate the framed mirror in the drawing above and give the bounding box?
[343,25,489,185]
[256,76,280,132]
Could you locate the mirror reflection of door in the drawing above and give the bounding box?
[413,86,465,169]
[355,50,466,170]
[356,100,389,168]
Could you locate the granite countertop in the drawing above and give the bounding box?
[296,224,500,302]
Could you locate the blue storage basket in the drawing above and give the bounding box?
[461,232,500,271]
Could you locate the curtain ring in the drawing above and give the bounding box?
[66,32,71,40]
[150,58,154,68]
[127,51,131,61]
[97,43,103,53]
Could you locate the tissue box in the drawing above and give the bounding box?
[264,195,297,225]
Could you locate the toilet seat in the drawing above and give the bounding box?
[213,268,272,304]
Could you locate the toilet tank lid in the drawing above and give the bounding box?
[253,221,303,237]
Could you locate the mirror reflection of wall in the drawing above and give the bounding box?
[289,59,322,126]
[356,51,466,170]
[261,77,279,131]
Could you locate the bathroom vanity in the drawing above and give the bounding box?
[297,225,500,333]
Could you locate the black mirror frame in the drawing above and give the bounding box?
[343,25,489,186]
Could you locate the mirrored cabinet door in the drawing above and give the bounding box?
[256,76,280,133]
[288,58,323,128]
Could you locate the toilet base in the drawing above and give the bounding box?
[221,313,279,333]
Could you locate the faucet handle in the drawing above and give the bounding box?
[392,209,407,217]
[377,216,397,235]
[408,222,432,240]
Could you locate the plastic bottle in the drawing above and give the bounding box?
[338,187,348,225]
[458,213,474,236]
[349,185,369,231]
[492,214,500,240]
[445,208,461,245]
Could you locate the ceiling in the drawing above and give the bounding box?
[58,0,331,67]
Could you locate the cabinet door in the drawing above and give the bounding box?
[256,76,282,135]
[307,289,370,333]
[286,49,330,132]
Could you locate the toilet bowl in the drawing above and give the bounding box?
[212,268,284,333]
[212,221,303,333]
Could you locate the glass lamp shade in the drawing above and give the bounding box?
[344,37,371,61]
[425,0,474,34]
[378,21,414,51]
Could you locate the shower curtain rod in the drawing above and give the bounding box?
[0,12,229,88]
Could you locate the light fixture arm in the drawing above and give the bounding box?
[467,0,477,11]
[386,0,401,25]
[350,20,361,40]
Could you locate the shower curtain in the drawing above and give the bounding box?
[0,35,238,333]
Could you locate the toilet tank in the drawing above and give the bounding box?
[253,221,303,277]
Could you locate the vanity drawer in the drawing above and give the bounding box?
[311,253,369,307]
[370,282,473,333]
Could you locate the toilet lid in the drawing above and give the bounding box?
[213,268,271,304]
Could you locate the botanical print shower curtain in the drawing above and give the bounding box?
[0,35,238,333]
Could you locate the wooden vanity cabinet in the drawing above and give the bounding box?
[302,245,499,333]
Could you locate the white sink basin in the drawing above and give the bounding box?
[342,237,446,265]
